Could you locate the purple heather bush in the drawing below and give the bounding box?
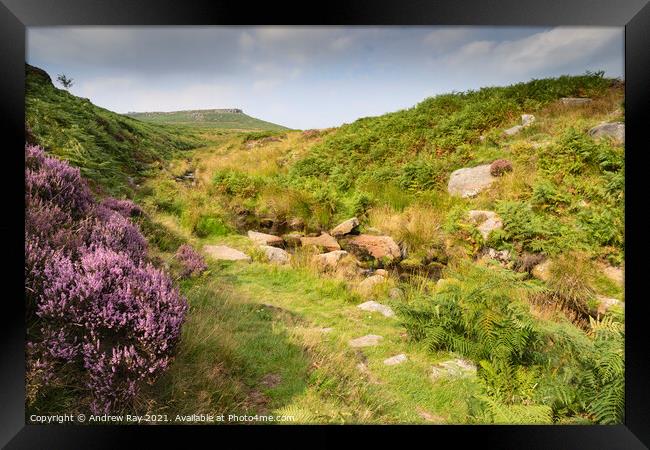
[174,244,207,278]
[490,159,514,177]
[25,144,187,414]
[25,145,93,218]
[88,208,148,261]
[99,197,143,219]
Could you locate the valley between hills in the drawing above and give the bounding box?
[26,63,625,424]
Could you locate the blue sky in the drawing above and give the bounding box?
[26,26,623,129]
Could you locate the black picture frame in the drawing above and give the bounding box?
[2,1,649,448]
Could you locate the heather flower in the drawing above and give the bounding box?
[490,159,513,177]
[25,145,187,414]
[25,145,93,218]
[88,208,147,260]
[99,197,143,219]
[174,244,207,277]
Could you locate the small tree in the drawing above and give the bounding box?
[56,73,74,89]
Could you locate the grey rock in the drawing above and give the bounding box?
[532,259,552,281]
[349,334,383,348]
[486,248,511,263]
[313,250,349,270]
[503,124,524,136]
[383,354,408,366]
[204,245,251,262]
[259,245,290,264]
[588,122,625,145]
[388,287,403,299]
[467,210,503,240]
[357,300,395,318]
[358,275,387,297]
[521,114,536,127]
[430,358,477,381]
[448,164,497,198]
[330,217,360,237]
[601,264,624,286]
[560,97,592,106]
[248,230,284,247]
[596,295,624,315]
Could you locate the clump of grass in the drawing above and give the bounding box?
[367,203,446,260]
[545,252,597,318]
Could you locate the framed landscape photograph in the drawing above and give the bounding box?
[2,0,649,448]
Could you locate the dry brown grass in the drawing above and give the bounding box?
[530,87,624,137]
[193,131,314,185]
[367,204,445,259]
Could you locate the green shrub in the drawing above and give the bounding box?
[150,179,185,215]
[531,179,571,211]
[194,215,231,238]
[212,169,265,197]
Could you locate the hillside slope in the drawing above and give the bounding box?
[25,64,205,195]
[132,73,625,424]
[25,68,625,424]
[126,109,289,131]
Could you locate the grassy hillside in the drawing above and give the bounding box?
[26,68,625,424]
[178,73,624,264]
[25,64,205,196]
[126,109,289,131]
[131,72,624,424]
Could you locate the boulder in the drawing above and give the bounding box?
[503,125,524,136]
[430,358,476,381]
[383,354,408,366]
[357,300,395,318]
[388,287,404,299]
[521,114,536,127]
[349,334,383,348]
[560,97,592,106]
[601,264,624,286]
[247,230,284,247]
[374,269,388,277]
[485,248,511,264]
[313,250,349,270]
[330,217,360,237]
[358,275,387,296]
[467,210,503,240]
[203,245,251,262]
[588,122,625,145]
[596,295,624,315]
[532,259,552,281]
[447,164,497,198]
[300,232,341,252]
[259,245,290,264]
[346,235,401,261]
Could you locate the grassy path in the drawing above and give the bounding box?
[138,195,479,423]
[146,251,479,424]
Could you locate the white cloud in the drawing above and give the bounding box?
[252,78,281,92]
[239,31,255,50]
[422,28,475,52]
[444,27,621,76]
[75,77,240,113]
